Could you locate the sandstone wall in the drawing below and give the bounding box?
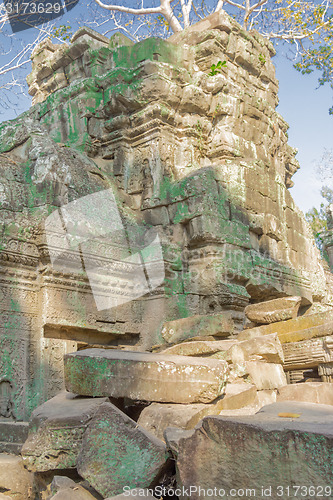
[0,12,331,428]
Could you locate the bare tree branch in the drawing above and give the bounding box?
[93,0,183,32]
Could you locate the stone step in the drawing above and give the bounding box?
[0,422,29,455]
[64,349,229,404]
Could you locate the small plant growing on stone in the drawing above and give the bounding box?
[208,60,226,76]
[195,121,205,156]
[258,53,266,65]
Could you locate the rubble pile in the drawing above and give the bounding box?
[0,8,332,500]
[0,296,332,499]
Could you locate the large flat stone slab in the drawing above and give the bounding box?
[64,349,229,403]
[245,296,301,324]
[21,391,109,471]
[77,402,168,498]
[168,402,333,500]
[160,339,236,357]
[160,313,234,344]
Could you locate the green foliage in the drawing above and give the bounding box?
[294,42,333,114]
[208,60,227,76]
[258,53,266,65]
[305,186,333,255]
[51,24,73,42]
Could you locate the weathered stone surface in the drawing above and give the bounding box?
[21,392,109,471]
[245,296,301,324]
[170,402,333,500]
[282,335,333,370]
[160,339,236,357]
[0,495,12,500]
[77,402,168,498]
[277,382,333,405]
[319,362,333,382]
[0,453,35,500]
[49,475,77,494]
[227,333,284,364]
[185,382,257,429]
[64,349,229,404]
[49,484,99,500]
[246,361,287,389]
[0,7,332,441]
[238,310,333,343]
[0,422,29,454]
[137,403,207,440]
[161,313,234,344]
[216,390,277,417]
[105,491,156,500]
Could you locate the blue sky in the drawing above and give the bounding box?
[274,55,333,213]
[0,1,332,214]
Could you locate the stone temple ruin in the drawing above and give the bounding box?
[0,10,332,500]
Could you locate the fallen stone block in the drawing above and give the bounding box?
[137,403,207,440]
[245,296,301,324]
[49,484,99,499]
[227,333,284,364]
[185,382,257,429]
[0,453,35,500]
[160,339,236,357]
[160,313,234,344]
[238,310,333,343]
[277,382,333,405]
[282,336,333,370]
[246,361,287,389]
[168,402,333,500]
[64,349,229,404]
[254,389,277,408]
[77,402,168,498]
[216,390,277,417]
[319,362,333,381]
[105,489,157,499]
[21,392,109,471]
[49,475,77,495]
